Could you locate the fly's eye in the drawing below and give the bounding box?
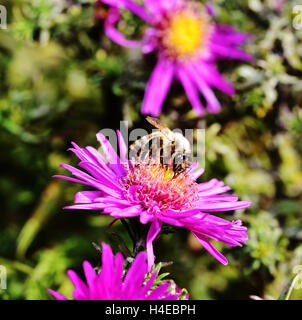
[174,153,184,164]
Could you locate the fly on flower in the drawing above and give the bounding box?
[99,0,253,116]
[55,126,252,271]
[129,116,192,174]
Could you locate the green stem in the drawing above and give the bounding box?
[285,275,299,300]
[120,218,135,244]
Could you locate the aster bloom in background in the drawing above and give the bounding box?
[275,0,286,13]
[99,0,253,116]
[48,243,181,300]
[55,131,252,270]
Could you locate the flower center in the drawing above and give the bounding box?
[168,12,202,54]
[160,6,211,61]
[121,162,199,214]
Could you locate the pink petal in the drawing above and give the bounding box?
[78,161,124,190]
[123,252,148,298]
[198,179,226,192]
[205,2,216,16]
[102,0,152,23]
[67,270,89,298]
[141,59,174,116]
[98,243,115,299]
[140,210,154,224]
[177,65,205,116]
[195,200,252,212]
[211,43,254,61]
[47,289,69,300]
[143,0,181,15]
[193,233,228,265]
[96,132,121,167]
[158,216,185,227]
[69,142,105,167]
[146,282,171,300]
[196,62,235,96]
[139,271,157,297]
[117,130,128,162]
[59,163,121,198]
[110,205,143,218]
[105,7,143,48]
[187,64,221,113]
[162,209,200,219]
[53,174,91,186]
[83,261,97,290]
[198,186,232,196]
[112,253,124,293]
[63,203,109,210]
[74,191,103,204]
[146,219,162,271]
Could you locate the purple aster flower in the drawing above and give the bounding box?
[55,131,252,270]
[99,0,253,116]
[48,243,181,300]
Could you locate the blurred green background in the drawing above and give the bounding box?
[1,0,302,300]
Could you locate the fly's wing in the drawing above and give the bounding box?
[129,132,163,163]
[146,117,173,141]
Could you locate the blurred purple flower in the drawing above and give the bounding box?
[48,243,180,300]
[275,0,286,13]
[94,1,108,20]
[99,0,253,116]
[55,131,251,270]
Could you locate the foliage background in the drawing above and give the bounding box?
[0,0,302,300]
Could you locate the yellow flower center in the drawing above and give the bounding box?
[169,13,202,54]
[162,9,210,60]
[121,162,199,213]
